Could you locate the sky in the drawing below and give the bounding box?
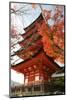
[11,3,64,85]
[11,3,57,29]
[11,69,24,85]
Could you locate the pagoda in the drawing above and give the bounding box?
[11,14,61,96]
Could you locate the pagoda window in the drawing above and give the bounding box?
[35,75,39,81]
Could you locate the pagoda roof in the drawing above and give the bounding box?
[11,12,61,75]
[16,36,42,53]
[21,13,43,37]
[11,50,61,75]
[51,67,64,78]
[16,41,42,60]
[11,13,43,56]
[19,32,41,47]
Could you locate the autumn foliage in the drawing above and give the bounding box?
[37,6,64,64]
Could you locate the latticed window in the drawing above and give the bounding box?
[34,86,40,91]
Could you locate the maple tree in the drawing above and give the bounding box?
[37,6,64,64]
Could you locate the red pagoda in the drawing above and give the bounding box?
[11,14,61,96]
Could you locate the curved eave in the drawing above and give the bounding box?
[11,49,42,67]
[11,50,61,73]
[15,38,42,54]
[22,13,43,36]
[51,73,64,78]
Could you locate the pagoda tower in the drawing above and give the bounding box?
[11,14,61,96]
